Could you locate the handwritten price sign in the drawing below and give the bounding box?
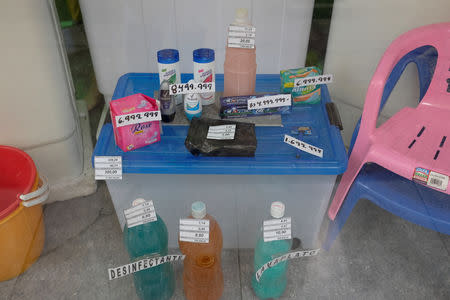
[247,94,291,110]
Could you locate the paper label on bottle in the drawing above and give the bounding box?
[94,156,122,180]
[228,25,256,49]
[255,249,320,282]
[179,219,210,243]
[207,124,236,140]
[284,135,323,158]
[108,254,185,280]
[263,217,292,242]
[247,94,291,110]
[124,200,157,228]
[169,82,215,95]
[294,74,333,88]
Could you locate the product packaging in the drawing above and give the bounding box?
[110,93,161,152]
[193,48,215,105]
[280,66,321,105]
[157,49,182,105]
[220,94,291,119]
[185,118,257,157]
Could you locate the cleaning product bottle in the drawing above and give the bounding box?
[159,80,176,122]
[252,201,292,299]
[179,201,224,300]
[157,49,182,105]
[193,48,215,105]
[223,8,257,97]
[123,199,175,300]
[184,80,202,120]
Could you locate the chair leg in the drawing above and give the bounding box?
[323,185,361,250]
[328,156,366,220]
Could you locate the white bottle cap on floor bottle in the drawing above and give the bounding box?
[270,201,285,219]
[235,8,250,24]
[192,201,206,219]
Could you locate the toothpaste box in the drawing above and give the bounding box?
[110,93,161,152]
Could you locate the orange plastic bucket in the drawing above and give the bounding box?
[0,146,49,281]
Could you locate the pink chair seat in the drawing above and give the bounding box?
[328,22,450,220]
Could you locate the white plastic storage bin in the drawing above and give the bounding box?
[324,0,450,146]
[93,74,347,249]
[79,0,315,102]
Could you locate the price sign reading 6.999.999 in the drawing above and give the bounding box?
[115,111,161,128]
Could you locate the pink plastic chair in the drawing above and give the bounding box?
[328,22,450,220]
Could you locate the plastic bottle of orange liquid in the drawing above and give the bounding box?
[179,201,224,300]
[223,8,257,97]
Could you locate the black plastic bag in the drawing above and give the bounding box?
[185,118,257,157]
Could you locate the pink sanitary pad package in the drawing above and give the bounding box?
[110,93,161,152]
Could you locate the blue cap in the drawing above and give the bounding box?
[193,48,215,63]
[157,49,179,64]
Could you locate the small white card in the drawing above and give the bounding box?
[169,82,215,96]
[284,135,323,158]
[263,217,292,242]
[179,219,210,243]
[124,200,157,228]
[247,94,291,110]
[115,111,161,128]
[207,124,236,140]
[94,156,122,180]
[294,74,333,88]
[228,25,256,49]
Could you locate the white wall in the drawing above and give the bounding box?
[79,0,315,99]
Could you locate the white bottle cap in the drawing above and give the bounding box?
[235,8,250,24]
[270,201,285,218]
[132,198,146,207]
[191,201,206,219]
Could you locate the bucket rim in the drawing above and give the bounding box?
[0,146,37,220]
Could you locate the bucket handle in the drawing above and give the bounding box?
[19,175,49,207]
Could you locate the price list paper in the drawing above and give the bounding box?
[263,217,292,242]
[179,219,210,243]
[94,156,122,180]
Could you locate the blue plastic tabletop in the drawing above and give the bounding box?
[93,73,348,175]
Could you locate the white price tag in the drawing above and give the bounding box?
[427,171,449,191]
[207,124,236,140]
[124,200,157,228]
[255,249,320,282]
[94,156,122,180]
[108,254,185,280]
[263,217,292,242]
[179,219,210,243]
[228,25,256,49]
[169,82,215,96]
[294,74,333,88]
[284,135,323,158]
[248,94,291,110]
[115,111,161,128]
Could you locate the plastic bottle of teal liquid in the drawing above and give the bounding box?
[252,202,292,299]
[123,199,175,300]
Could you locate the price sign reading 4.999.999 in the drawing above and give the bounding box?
[169,82,215,96]
[115,111,161,128]
[247,94,292,110]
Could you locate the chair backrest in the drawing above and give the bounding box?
[359,22,450,137]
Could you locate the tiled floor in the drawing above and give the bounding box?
[0,182,448,300]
